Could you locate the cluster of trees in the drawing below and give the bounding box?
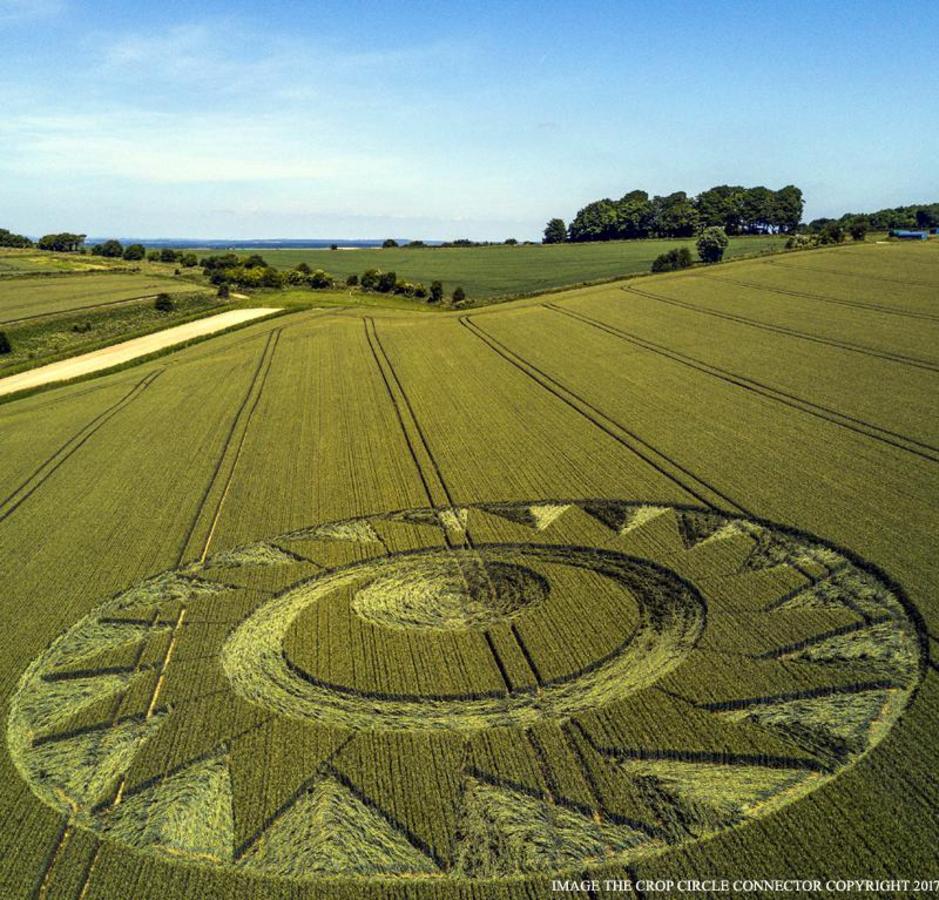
[0,228,32,248]
[37,233,86,252]
[808,201,939,236]
[146,247,198,266]
[650,227,731,273]
[200,254,467,303]
[651,247,693,273]
[439,238,531,247]
[84,240,199,266]
[361,268,424,297]
[201,255,343,291]
[787,219,867,247]
[381,238,528,249]
[200,253,284,288]
[545,185,804,243]
[359,269,465,303]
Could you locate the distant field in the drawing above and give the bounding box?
[0,273,205,324]
[199,235,787,300]
[0,250,126,276]
[0,241,935,897]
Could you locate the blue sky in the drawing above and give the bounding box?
[1,0,936,240]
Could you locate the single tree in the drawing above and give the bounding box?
[361,269,380,290]
[818,222,844,245]
[849,221,868,241]
[377,270,397,293]
[696,227,729,263]
[771,185,804,232]
[159,248,179,263]
[154,293,175,312]
[259,267,284,288]
[122,243,146,261]
[180,252,198,267]
[330,243,338,250]
[452,286,466,305]
[542,218,567,244]
[504,238,518,245]
[147,250,161,262]
[429,280,444,303]
[382,238,399,248]
[94,239,124,258]
[345,273,359,286]
[294,262,312,274]
[217,283,231,300]
[308,269,333,288]
[0,331,11,354]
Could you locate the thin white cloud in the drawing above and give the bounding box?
[0,0,64,23]
[0,110,400,184]
[88,18,462,100]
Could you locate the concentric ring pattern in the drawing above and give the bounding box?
[7,500,923,881]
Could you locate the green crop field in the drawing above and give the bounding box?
[199,235,787,300]
[0,240,936,898]
[0,250,132,277]
[0,273,204,325]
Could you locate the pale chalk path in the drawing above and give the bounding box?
[0,308,280,397]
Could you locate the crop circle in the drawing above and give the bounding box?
[7,500,925,883]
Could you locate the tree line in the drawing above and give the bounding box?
[809,201,939,234]
[200,254,466,304]
[0,228,33,249]
[544,185,804,244]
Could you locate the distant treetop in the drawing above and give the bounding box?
[549,185,804,244]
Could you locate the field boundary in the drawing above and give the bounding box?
[0,298,228,382]
[0,308,297,407]
[545,304,939,464]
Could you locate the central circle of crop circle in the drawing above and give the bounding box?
[222,543,705,732]
[351,553,549,630]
